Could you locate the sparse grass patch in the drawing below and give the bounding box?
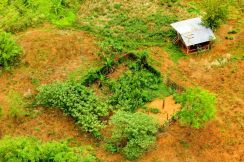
[0,105,3,118]
[164,44,187,63]
[78,3,178,59]
[7,90,28,119]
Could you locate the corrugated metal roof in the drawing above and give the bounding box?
[170,17,215,46]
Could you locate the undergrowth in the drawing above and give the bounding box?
[79,7,178,59]
[0,0,82,33]
[35,81,110,137]
[107,111,159,160]
[0,31,22,70]
[0,136,96,162]
[7,90,28,119]
[107,69,170,112]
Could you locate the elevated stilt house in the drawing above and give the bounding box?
[170,17,215,54]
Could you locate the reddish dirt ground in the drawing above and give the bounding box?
[144,96,181,126]
[0,18,243,162]
[141,21,244,162]
[0,25,101,142]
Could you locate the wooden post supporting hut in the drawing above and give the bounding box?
[171,17,216,54]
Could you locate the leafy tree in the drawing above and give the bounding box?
[202,0,229,29]
[107,111,159,160]
[174,87,216,128]
[0,136,96,162]
[0,31,22,69]
[35,81,110,137]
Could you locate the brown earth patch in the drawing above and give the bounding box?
[144,96,181,126]
[0,26,101,142]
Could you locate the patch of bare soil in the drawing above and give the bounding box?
[145,96,181,126]
[0,108,94,143]
[106,63,128,80]
[0,25,101,142]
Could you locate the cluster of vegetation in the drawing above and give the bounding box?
[0,1,222,161]
[79,7,178,59]
[174,87,216,128]
[0,0,81,33]
[106,111,159,160]
[107,69,170,112]
[201,0,229,29]
[0,31,22,70]
[35,81,110,137]
[0,136,96,162]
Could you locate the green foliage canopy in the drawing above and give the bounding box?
[35,81,110,137]
[0,31,22,69]
[202,0,229,29]
[107,111,159,160]
[174,87,216,128]
[108,69,168,112]
[0,136,96,162]
[0,0,81,33]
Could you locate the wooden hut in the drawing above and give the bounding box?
[170,17,215,54]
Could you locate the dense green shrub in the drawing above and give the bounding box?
[107,111,159,160]
[35,81,110,137]
[108,69,169,112]
[202,0,229,29]
[0,136,96,162]
[150,108,160,114]
[174,87,216,128]
[0,31,22,69]
[0,0,81,33]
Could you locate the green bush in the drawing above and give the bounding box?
[228,29,238,34]
[107,111,159,160]
[150,108,160,114]
[174,87,216,128]
[0,0,81,33]
[108,69,165,112]
[202,0,229,29]
[35,81,110,137]
[0,136,96,162]
[0,31,22,69]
